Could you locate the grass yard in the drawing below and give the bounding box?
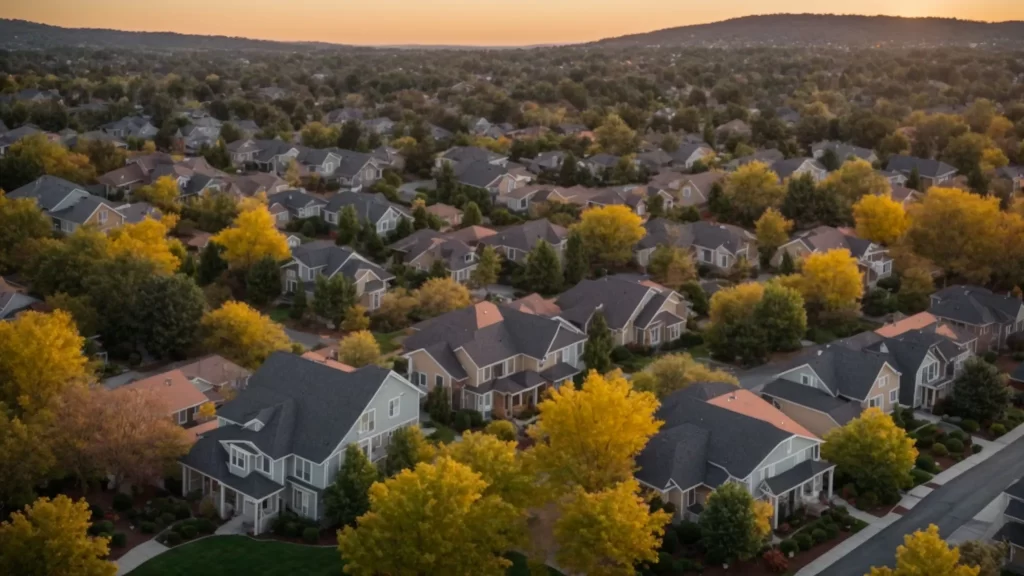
[373,330,405,354]
[129,536,340,576]
[266,305,291,325]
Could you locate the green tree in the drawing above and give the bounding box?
[138,274,205,360]
[462,202,482,227]
[313,274,357,329]
[906,167,921,191]
[0,194,51,275]
[563,230,589,287]
[245,256,282,307]
[779,250,796,274]
[699,482,765,564]
[382,427,434,477]
[753,282,807,352]
[324,444,380,528]
[470,245,501,290]
[631,353,738,398]
[289,285,309,322]
[583,311,614,374]
[197,242,228,286]
[722,161,785,225]
[647,245,696,290]
[359,220,386,261]
[951,358,1011,423]
[523,240,563,295]
[781,173,841,228]
[335,205,361,247]
[558,151,579,186]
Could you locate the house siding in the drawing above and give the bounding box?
[767,398,840,437]
[860,364,902,413]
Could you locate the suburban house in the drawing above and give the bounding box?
[929,285,1024,353]
[996,166,1024,191]
[772,226,893,288]
[99,116,159,140]
[636,218,757,273]
[225,173,289,198]
[178,117,222,154]
[994,478,1024,568]
[362,117,395,136]
[266,189,326,226]
[879,170,909,187]
[860,326,973,410]
[636,383,833,529]
[496,184,553,213]
[301,148,383,191]
[528,151,566,174]
[715,119,753,141]
[0,279,41,321]
[446,225,497,247]
[890,185,921,206]
[371,146,405,172]
[117,369,213,430]
[97,154,227,198]
[323,108,364,125]
[0,124,43,156]
[581,153,624,177]
[402,301,587,419]
[9,175,126,233]
[453,161,517,199]
[552,275,690,348]
[435,146,507,171]
[388,230,479,284]
[886,155,958,189]
[725,149,784,171]
[771,157,828,183]
[648,171,726,208]
[322,192,412,236]
[479,218,568,264]
[282,241,394,311]
[179,352,423,535]
[760,344,903,436]
[178,354,252,404]
[423,203,462,231]
[636,149,674,172]
[669,142,715,170]
[811,141,878,165]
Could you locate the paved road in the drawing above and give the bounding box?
[823,434,1024,576]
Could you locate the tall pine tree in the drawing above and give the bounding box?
[197,241,227,286]
[323,444,380,528]
[336,205,360,246]
[563,231,589,287]
[523,240,563,295]
[583,311,613,375]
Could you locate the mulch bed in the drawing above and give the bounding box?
[925,482,942,489]
[836,496,896,518]
[696,527,864,576]
[70,486,166,560]
[892,506,911,515]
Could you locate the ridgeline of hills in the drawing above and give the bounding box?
[594,14,1024,48]
[2,14,1024,52]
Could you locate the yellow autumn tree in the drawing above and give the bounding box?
[442,431,538,509]
[819,158,890,214]
[631,353,738,399]
[868,524,978,576]
[414,277,471,318]
[822,407,917,500]
[108,216,181,275]
[211,205,290,269]
[337,457,525,576]
[200,301,291,369]
[338,330,381,368]
[196,402,217,422]
[853,194,909,245]
[709,282,765,325]
[529,370,661,493]
[0,495,115,576]
[647,245,696,290]
[754,207,793,261]
[980,147,1009,172]
[753,500,774,542]
[132,175,181,212]
[798,248,864,312]
[722,161,786,225]
[907,187,1003,283]
[5,133,96,186]
[594,113,637,156]
[574,205,645,267]
[555,480,670,576]
[0,310,88,416]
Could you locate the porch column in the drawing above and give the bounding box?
[219,486,226,519]
[533,387,538,406]
[772,495,780,529]
[827,469,834,499]
[181,465,188,497]
[254,499,260,536]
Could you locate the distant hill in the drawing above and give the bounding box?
[0,19,342,51]
[595,14,1024,48]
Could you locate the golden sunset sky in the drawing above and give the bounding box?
[3,1,1023,46]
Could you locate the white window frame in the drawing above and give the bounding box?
[258,454,271,474]
[292,486,310,517]
[293,457,312,483]
[867,395,883,409]
[889,389,899,404]
[178,410,188,425]
[388,397,400,418]
[800,373,812,386]
[230,446,246,469]
[650,328,661,346]
[98,210,108,224]
[668,324,681,341]
[717,252,728,268]
[876,375,889,389]
[359,409,376,433]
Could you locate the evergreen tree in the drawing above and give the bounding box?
[313,274,357,328]
[428,258,449,279]
[139,273,205,360]
[462,202,482,227]
[907,166,922,191]
[470,245,501,290]
[289,284,309,322]
[558,151,579,186]
[245,256,282,307]
[779,250,796,274]
[820,148,840,171]
[951,358,1012,423]
[336,205,360,246]
[179,252,197,278]
[197,241,227,286]
[359,220,386,261]
[707,181,730,220]
[392,216,413,241]
[523,240,563,295]
[563,231,589,287]
[582,311,614,374]
[412,204,430,230]
[323,444,380,528]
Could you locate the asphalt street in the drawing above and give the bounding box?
[822,433,1024,576]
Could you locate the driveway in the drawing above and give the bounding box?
[284,328,336,350]
[821,433,1024,576]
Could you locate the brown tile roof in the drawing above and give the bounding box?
[875,312,938,338]
[473,301,504,329]
[508,293,562,317]
[178,355,250,387]
[446,225,497,245]
[119,369,208,415]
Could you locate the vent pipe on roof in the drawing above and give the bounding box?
[165,378,172,386]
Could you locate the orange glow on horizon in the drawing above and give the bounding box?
[2,1,1023,46]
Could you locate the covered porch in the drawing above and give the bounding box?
[917,379,953,410]
[762,460,836,529]
[464,364,580,421]
[181,463,284,536]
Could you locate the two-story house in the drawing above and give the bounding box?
[994,478,1024,568]
[552,275,690,348]
[9,175,126,233]
[637,383,834,529]
[772,226,893,288]
[478,218,568,265]
[930,285,1024,353]
[297,148,382,191]
[322,192,411,237]
[281,241,394,311]
[388,230,478,284]
[760,344,903,437]
[179,352,423,534]
[100,116,159,140]
[435,146,508,172]
[648,171,726,209]
[861,327,973,410]
[403,301,587,420]
[810,141,878,165]
[669,143,715,170]
[771,157,828,183]
[886,155,958,189]
[266,189,327,226]
[635,218,757,273]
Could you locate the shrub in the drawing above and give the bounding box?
[285,522,300,538]
[484,420,517,441]
[140,521,157,534]
[991,423,1007,437]
[931,443,949,457]
[947,429,967,442]
[172,503,189,520]
[179,524,198,540]
[983,351,998,364]
[675,558,702,574]
[779,539,799,557]
[811,528,827,544]
[199,497,219,519]
[972,444,983,454]
[916,454,938,473]
[661,502,676,516]
[654,552,674,575]
[164,531,182,546]
[961,419,980,433]
[660,528,680,553]
[841,483,857,499]
[676,520,702,545]
[88,520,113,536]
[916,436,934,450]
[195,518,215,534]
[762,549,789,573]
[704,547,727,566]
[795,532,813,551]
[185,489,203,503]
[112,492,133,512]
[610,346,633,363]
[823,523,840,540]
[89,504,105,521]
[453,410,472,432]
[944,438,964,453]
[110,532,127,547]
[302,526,320,544]
[910,469,933,486]
[857,492,878,510]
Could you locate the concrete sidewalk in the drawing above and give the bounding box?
[115,540,168,576]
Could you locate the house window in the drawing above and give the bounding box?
[292,487,310,517]
[882,261,892,274]
[359,410,376,433]
[683,186,692,198]
[258,455,271,474]
[717,253,728,268]
[650,329,661,346]
[868,396,883,409]
[889,389,899,404]
[230,447,246,469]
[668,324,682,341]
[435,374,444,390]
[700,248,712,263]
[294,457,312,483]
[177,410,188,425]
[389,397,400,418]
[876,375,889,389]
[506,248,517,261]
[494,360,506,378]
[800,374,812,386]
[98,210,108,224]
[925,361,939,382]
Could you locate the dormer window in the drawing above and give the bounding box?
[230,446,247,469]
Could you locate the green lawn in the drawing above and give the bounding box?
[266,305,291,324]
[373,330,405,354]
[129,536,562,576]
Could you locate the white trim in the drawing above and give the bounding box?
[388,396,400,418]
[293,456,313,483]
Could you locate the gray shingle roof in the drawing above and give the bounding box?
[49,195,118,225]
[635,423,709,491]
[555,276,654,331]
[480,219,567,253]
[930,285,1022,327]
[812,141,875,162]
[771,157,825,180]
[289,241,392,283]
[267,189,326,213]
[790,345,891,401]
[638,218,753,254]
[180,434,287,499]
[886,155,957,179]
[787,226,873,259]
[441,146,504,164]
[324,192,408,225]
[8,175,89,211]
[763,460,834,495]
[213,352,395,462]
[994,522,1024,548]
[761,379,861,425]
[454,160,507,189]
